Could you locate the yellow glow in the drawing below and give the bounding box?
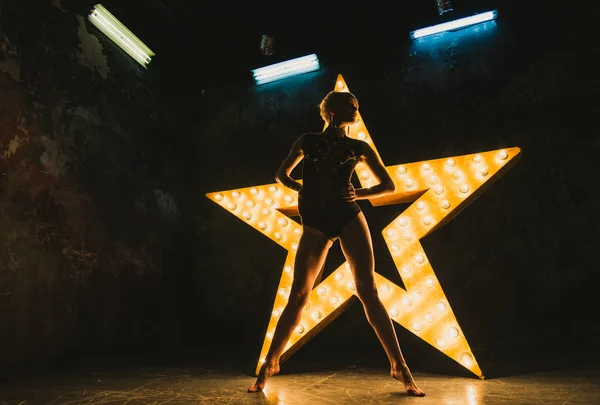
[206,74,520,380]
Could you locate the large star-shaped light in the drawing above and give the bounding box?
[206,74,520,380]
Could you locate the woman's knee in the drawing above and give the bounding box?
[355,280,378,302]
[287,288,311,307]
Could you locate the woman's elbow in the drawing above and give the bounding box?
[385,180,396,193]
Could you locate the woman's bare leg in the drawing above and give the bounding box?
[339,212,425,397]
[248,226,333,392]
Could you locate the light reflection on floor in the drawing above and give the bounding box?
[2,365,598,404]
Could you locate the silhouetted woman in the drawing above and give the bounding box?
[248,90,425,397]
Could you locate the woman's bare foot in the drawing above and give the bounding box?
[391,368,426,397]
[247,362,280,393]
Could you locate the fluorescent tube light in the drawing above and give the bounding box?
[252,54,320,86]
[410,10,498,39]
[88,4,155,68]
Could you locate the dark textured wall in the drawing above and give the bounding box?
[1,0,599,378]
[0,0,185,371]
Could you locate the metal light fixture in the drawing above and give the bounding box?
[259,34,275,56]
[251,54,320,86]
[88,4,156,68]
[410,1,498,40]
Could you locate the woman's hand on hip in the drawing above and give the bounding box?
[341,184,356,202]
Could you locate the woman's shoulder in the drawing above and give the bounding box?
[346,137,369,153]
[300,131,323,139]
[298,132,322,145]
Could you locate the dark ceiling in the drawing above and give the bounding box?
[59,0,590,90]
[78,0,514,63]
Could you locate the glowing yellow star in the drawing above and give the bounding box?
[206,74,521,380]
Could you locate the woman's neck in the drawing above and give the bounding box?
[325,125,347,138]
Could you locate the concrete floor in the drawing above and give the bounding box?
[1,363,598,404]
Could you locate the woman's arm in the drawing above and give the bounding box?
[354,142,396,200]
[275,134,306,192]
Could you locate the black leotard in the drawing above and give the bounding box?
[298,132,365,240]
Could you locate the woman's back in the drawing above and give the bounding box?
[300,132,364,202]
